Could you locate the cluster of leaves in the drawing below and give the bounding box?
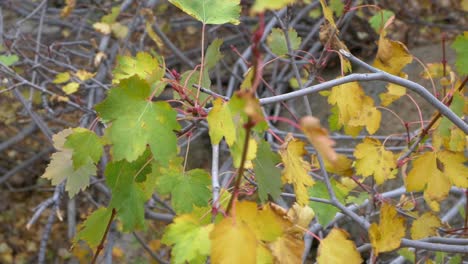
[39,0,468,263]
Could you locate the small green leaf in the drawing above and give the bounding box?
[205,38,224,70]
[397,248,415,263]
[308,181,346,226]
[345,192,368,206]
[169,0,241,25]
[253,139,282,203]
[64,127,103,169]
[0,54,19,66]
[74,207,113,248]
[452,32,468,75]
[178,69,211,103]
[369,10,394,33]
[267,28,301,56]
[330,0,344,17]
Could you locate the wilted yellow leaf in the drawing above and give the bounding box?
[374,33,413,75]
[317,228,363,264]
[279,135,314,205]
[410,212,441,240]
[286,203,315,232]
[300,116,337,164]
[62,82,80,95]
[369,203,405,255]
[75,70,95,81]
[354,137,397,185]
[210,217,257,264]
[146,22,164,49]
[268,233,304,264]
[406,150,468,211]
[93,22,111,35]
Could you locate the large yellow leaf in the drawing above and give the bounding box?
[317,228,363,264]
[406,151,468,211]
[300,116,338,164]
[210,217,257,264]
[410,212,441,240]
[268,233,304,264]
[279,135,314,205]
[369,203,405,255]
[354,138,397,185]
[374,33,413,75]
[207,98,236,145]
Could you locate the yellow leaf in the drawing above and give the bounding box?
[317,228,363,264]
[53,72,71,84]
[421,63,452,79]
[348,102,381,134]
[374,34,413,75]
[268,233,304,264]
[93,22,111,35]
[75,70,95,81]
[300,116,337,164]
[94,52,107,67]
[251,0,295,13]
[279,134,314,205]
[319,0,337,29]
[146,22,164,49]
[354,138,397,185]
[410,212,441,240]
[369,203,405,255]
[286,203,315,232]
[60,0,76,18]
[406,151,468,211]
[312,153,354,177]
[379,82,407,106]
[257,243,274,264]
[111,22,129,39]
[210,217,257,264]
[62,82,80,95]
[207,98,236,145]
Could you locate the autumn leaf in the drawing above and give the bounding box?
[369,203,405,255]
[207,98,236,145]
[354,137,397,185]
[53,72,71,84]
[73,207,113,248]
[112,52,164,84]
[433,92,466,152]
[279,134,314,205]
[253,139,282,203]
[75,69,96,81]
[169,0,241,25]
[210,217,257,264]
[162,214,213,264]
[267,28,301,56]
[286,203,315,232]
[268,233,304,264]
[311,153,354,177]
[64,127,103,169]
[317,228,363,264]
[379,81,407,106]
[405,150,468,211]
[374,33,413,75]
[319,0,337,29]
[251,0,295,13]
[411,212,441,240]
[62,82,80,95]
[300,116,337,164]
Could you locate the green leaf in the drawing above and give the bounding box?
[95,76,180,165]
[205,38,224,70]
[105,151,153,231]
[64,128,103,169]
[154,159,211,214]
[112,52,164,84]
[328,105,341,132]
[345,192,368,206]
[162,214,213,264]
[452,32,468,75]
[179,69,211,103]
[308,180,346,226]
[42,129,96,198]
[0,54,19,66]
[438,92,464,136]
[369,10,394,33]
[251,0,295,13]
[169,0,241,25]
[397,248,414,263]
[267,28,301,56]
[253,139,282,203]
[330,0,344,17]
[448,254,462,264]
[101,7,120,24]
[74,207,113,248]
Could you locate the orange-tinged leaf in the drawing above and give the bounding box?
[406,151,468,211]
[300,116,338,164]
[369,203,405,255]
[354,138,397,185]
[410,212,441,240]
[268,233,304,264]
[279,135,314,205]
[317,228,363,264]
[207,98,236,145]
[210,217,257,264]
[374,34,413,75]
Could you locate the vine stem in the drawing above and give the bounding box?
[225,118,254,215]
[91,208,117,264]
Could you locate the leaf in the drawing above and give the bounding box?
[60,0,76,18]
[53,72,71,84]
[178,69,211,103]
[64,127,103,169]
[268,233,304,264]
[251,0,295,13]
[405,150,468,211]
[253,139,282,203]
[374,33,413,75]
[319,0,337,29]
[279,135,314,205]
[317,228,363,264]
[267,28,302,56]
[0,54,19,66]
[451,32,468,75]
[205,38,223,70]
[379,82,406,106]
[311,153,354,177]
[369,203,405,255]
[112,52,164,84]
[75,70,95,81]
[169,0,241,25]
[210,217,257,264]
[369,10,395,33]
[110,22,128,39]
[105,151,153,231]
[93,22,111,34]
[73,207,113,248]
[354,137,397,185]
[308,180,346,226]
[207,98,236,145]
[420,63,452,79]
[397,248,415,263]
[95,76,180,164]
[154,159,211,213]
[62,82,80,95]
[300,116,337,164]
[347,101,381,135]
[162,214,213,264]
[101,7,120,23]
[286,203,315,231]
[42,129,96,198]
[410,212,441,240]
[433,92,466,152]
[330,0,344,17]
